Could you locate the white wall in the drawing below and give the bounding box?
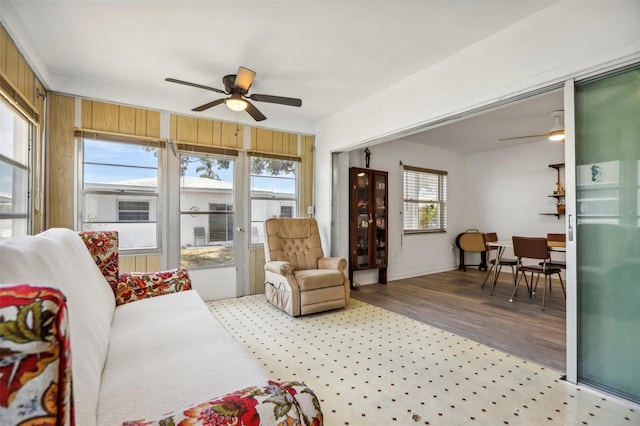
[465,139,566,261]
[347,139,467,285]
[346,134,566,285]
[314,2,640,255]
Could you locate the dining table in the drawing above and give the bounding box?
[485,240,566,298]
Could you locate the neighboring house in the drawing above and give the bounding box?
[85,176,294,248]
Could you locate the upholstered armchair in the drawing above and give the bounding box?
[263,217,350,316]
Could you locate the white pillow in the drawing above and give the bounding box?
[0,228,116,426]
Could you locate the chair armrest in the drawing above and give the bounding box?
[122,380,323,426]
[0,284,73,426]
[318,256,347,271]
[115,268,192,305]
[264,260,295,276]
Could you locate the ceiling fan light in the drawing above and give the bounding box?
[225,95,248,112]
[548,110,565,141]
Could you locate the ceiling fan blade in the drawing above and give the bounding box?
[234,67,256,92]
[166,77,226,95]
[192,98,225,112]
[249,93,302,107]
[245,100,267,121]
[499,133,549,141]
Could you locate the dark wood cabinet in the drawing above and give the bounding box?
[349,167,388,287]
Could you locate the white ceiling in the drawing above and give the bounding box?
[401,89,564,153]
[1,0,562,150]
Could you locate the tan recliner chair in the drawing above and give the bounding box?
[263,217,350,316]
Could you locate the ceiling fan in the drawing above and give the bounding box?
[165,66,302,122]
[499,110,566,142]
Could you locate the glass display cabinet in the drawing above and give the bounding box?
[349,167,388,287]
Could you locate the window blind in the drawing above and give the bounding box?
[403,165,447,233]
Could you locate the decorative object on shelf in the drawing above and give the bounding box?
[541,163,565,219]
[364,147,371,168]
[349,167,388,287]
[556,202,566,215]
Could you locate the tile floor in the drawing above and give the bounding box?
[208,296,638,426]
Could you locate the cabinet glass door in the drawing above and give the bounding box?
[355,172,371,269]
[374,174,387,267]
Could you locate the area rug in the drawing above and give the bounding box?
[208,296,637,426]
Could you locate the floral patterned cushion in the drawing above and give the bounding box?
[0,284,74,426]
[116,268,192,305]
[78,231,119,292]
[78,231,192,306]
[122,380,323,426]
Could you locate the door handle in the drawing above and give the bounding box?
[568,213,573,241]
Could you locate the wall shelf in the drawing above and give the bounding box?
[539,212,564,219]
[541,163,565,218]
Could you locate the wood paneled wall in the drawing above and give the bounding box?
[300,135,315,214]
[0,25,42,110]
[171,114,243,148]
[250,247,266,295]
[251,127,298,155]
[47,94,75,229]
[82,100,161,138]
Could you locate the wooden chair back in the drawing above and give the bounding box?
[483,232,498,251]
[512,236,550,261]
[547,233,566,248]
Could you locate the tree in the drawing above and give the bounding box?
[180,157,231,179]
[196,158,219,180]
[250,157,295,176]
[419,204,437,229]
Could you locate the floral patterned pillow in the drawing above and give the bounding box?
[122,380,323,426]
[0,284,74,425]
[78,231,119,292]
[116,268,192,305]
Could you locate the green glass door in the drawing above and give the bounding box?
[575,66,640,403]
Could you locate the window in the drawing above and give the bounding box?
[80,138,161,251]
[250,155,298,244]
[179,154,235,268]
[118,201,150,221]
[403,166,447,233]
[208,203,233,243]
[0,99,31,239]
[280,205,293,218]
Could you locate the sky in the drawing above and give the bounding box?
[83,140,294,193]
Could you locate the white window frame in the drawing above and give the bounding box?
[249,154,299,245]
[78,136,162,254]
[403,165,448,234]
[0,98,32,239]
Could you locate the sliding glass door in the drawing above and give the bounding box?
[575,66,640,403]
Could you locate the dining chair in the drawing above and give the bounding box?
[544,233,566,269]
[481,232,518,295]
[511,236,565,310]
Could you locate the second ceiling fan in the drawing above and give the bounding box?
[166,66,302,122]
[499,110,566,142]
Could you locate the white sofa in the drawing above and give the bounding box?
[0,228,322,425]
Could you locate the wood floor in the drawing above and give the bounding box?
[350,268,566,372]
